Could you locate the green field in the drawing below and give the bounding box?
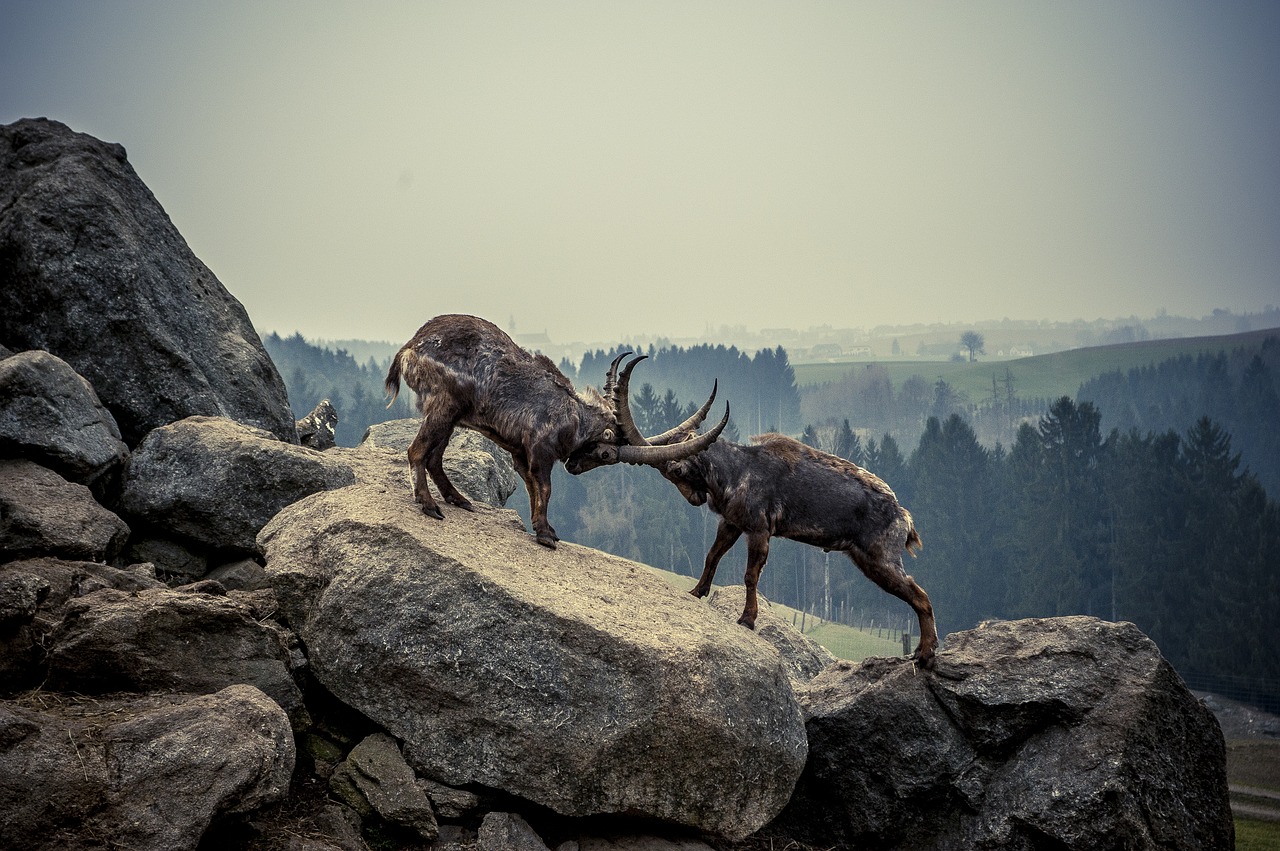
[650,565,905,661]
[793,327,1280,402]
[1236,818,1280,850]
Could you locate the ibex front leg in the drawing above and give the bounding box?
[526,446,560,549]
[690,520,741,599]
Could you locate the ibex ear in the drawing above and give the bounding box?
[602,428,615,442]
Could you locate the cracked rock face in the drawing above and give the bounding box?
[768,616,1233,851]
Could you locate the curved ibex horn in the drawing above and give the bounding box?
[646,380,717,446]
[602,351,632,400]
[617,403,730,466]
[613,355,650,446]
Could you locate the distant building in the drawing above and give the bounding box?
[514,331,553,350]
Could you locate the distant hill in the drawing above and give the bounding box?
[794,326,1280,402]
[797,326,1280,496]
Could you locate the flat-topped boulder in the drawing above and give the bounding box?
[259,485,808,840]
[0,685,294,851]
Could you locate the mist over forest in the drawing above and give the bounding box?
[265,309,1280,710]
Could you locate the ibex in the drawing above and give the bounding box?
[621,382,936,665]
[385,314,727,548]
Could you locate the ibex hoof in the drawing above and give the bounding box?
[446,496,475,512]
[420,504,445,520]
[913,648,937,670]
[737,615,758,630]
[535,534,558,549]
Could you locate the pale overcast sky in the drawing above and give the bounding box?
[3,2,1278,344]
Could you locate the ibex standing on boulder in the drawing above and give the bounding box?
[644,422,937,667]
[385,314,728,548]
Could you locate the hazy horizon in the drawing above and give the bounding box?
[3,2,1278,345]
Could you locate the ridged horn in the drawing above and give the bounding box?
[647,380,717,446]
[601,350,632,400]
[617,403,730,466]
[613,354,650,446]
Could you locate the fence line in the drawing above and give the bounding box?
[1177,671,1280,715]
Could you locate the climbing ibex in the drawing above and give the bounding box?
[632,402,936,666]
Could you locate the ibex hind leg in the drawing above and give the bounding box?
[407,403,463,519]
[849,551,938,668]
[425,433,474,512]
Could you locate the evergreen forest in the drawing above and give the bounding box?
[265,329,1280,710]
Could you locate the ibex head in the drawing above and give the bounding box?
[563,352,729,475]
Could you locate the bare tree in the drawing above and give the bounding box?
[960,331,986,363]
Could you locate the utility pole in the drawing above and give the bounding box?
[823,551,832,622]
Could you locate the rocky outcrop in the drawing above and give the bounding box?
[0,350,129,494]
[259,485,809,840]
[767,616,1234,850]
[118,415,355,553]
[0,557,166,689]
[0,118,1235,851]
[0,117,296,446]
[298,399,340,450]
[0,685,294,851]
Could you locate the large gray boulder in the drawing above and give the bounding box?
[768,616,1233,850]
[258,485,807,840]
[0,350,129,493]
[44,586,305,720]
[0,118,296,446]
[118,415,355,553]
[0,459,129,563]
[0,684,294,851]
